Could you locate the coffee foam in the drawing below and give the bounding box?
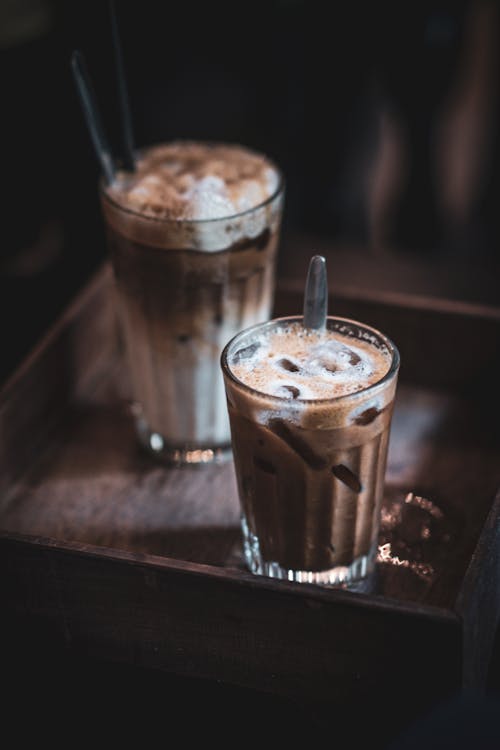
[111,142,279,221]
[103,142,281,252]
[225,322,397,431]
[230,323,390,400]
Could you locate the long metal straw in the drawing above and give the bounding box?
[109,0,136,171]
[71,49,116,185]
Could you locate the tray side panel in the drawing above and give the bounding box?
[1,536,462,721]
[0,265,119,503]
[456,490,500,690]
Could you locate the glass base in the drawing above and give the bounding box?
[131,403,232,467]
[241,516,377,590]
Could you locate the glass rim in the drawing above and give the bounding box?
[99,143,285,226]
[220,315,400,406]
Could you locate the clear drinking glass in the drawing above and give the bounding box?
[100,148,284,466]
[221,315,400,586]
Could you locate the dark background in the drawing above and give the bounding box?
[1,0,499,384]
[1,0,500,745]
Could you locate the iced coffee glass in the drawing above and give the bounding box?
[100,141,284,465]
[221,315,400,586]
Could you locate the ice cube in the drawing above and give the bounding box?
[278,385,301,399]
[331,464,363,493]
[310,342,361,373]
[277,357,300,373]
[254,456,277,475]
[269,419,327,469]
[347,350,361,366]
[353,406,381,425]
[231,342,260,364]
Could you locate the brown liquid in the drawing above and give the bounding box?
[227,404,393,572]
[104,224,281,449]
[99,141,284,461]
[222,317,399,583]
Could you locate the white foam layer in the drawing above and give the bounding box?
[230,323,390,400]
[179,168,279,221]
[107,141,281,231]
[104,144,282,252]
[183,175,236,220]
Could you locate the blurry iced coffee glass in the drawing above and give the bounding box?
[100,141,284,465]
[221,315,400,586]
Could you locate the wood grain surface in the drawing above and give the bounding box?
[1,262,499,707]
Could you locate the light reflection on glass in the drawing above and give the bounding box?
[377,491,453,581]
[377,541,435,580]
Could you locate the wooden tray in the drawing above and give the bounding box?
[2,262,500,731]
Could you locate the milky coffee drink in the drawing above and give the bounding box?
[101,142,284,465]
[222,316,400,585]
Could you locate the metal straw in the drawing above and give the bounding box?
[109,0,136,171]
[71,49,116,185]
[303,254,328,330]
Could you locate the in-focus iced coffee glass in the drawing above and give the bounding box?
[221,315,400,586]
[100,141,284,465]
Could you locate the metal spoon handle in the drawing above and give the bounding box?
[303,254,328,330]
